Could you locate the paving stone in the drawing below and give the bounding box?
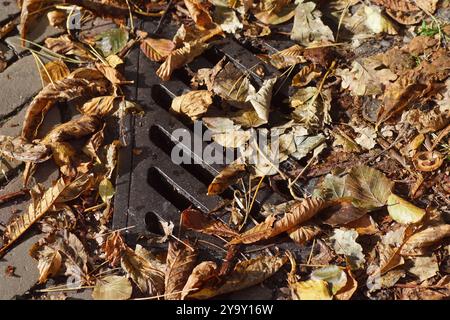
[0,233,41,299]
[0,55,41,120]
[0,0,20,24]
[5,20,63,56]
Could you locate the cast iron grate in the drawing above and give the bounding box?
[113,19,307,246]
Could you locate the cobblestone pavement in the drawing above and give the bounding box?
[0,0,91,299]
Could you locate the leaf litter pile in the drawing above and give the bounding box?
[0,0,449,300]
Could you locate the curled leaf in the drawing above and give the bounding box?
[171,90,213,120]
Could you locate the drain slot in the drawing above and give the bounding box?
[148,167,209,212]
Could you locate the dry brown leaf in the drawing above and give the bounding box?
[40,60,70,86]
[0,136,51,163]
[171,90,213,120]
[157,41,208,81]
[121,246,165,295]
[345,165,393,210]
[258,45,305,70]
[181,261,218,299]
[29,230,90,284]
[253,0,297,25]
[32,245,62,284]
[229,198,327,245]
[21,69,108,141]
[181,208,238,238]
[212,61,250,102]
[140,37,176,62]
[0,177,75,258]
[334,269,358,300]
[228,215,277,245]
[401,224,450,256]
[413,151,444,172]
[42,115,102,144]
[371,0,424,25]
[290,2,334,46]
[321,199,367,226]
[292,64,322,87]
[207,162,246,195]
[287,222,322,245]
[103,232,127,267]
[184,0,215,30]
[188,255,286,299]
[164,241,198,300]
[80,96,120,117]
[19,0,46,46]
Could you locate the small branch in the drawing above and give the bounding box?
[153,0,173,35]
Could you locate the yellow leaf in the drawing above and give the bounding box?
[290,279,332,300]
[171,90,213,120]
[99,178,115,203]
[387,193,425,224]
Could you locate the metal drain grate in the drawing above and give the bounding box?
[113,19,303,244]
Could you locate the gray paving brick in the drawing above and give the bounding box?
[5,20,62,56]
[0,1,20,24]
[0,55,42,120]
[0,233,41,299]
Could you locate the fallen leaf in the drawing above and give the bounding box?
[207,161,247,195]
[40,60,70,86]
[99,178,115,203]
[337,57,397,96]
[290,279,332,300]
[95,28,129,57]
[164,241,197,300]
[387,193,426,224]
[290,87,332,128]
[401,224,450,256]
[213,6,242,34]
[181,261,218,299]
[330,228,365,269]
[0,136,51,163]
[188,255,286,299]
[140,37,176,62]
[181,208,239,238]
[259,45,305,70]
[92,275,132,300]
[311,265,347,294]
[171,90,213,120]
[246,77,277,124]
[121,246,165,295]
[229,198,328,244]
[184,0,215,30]
[345,165,393,210]
[0,177,80,258]
[157,41,208,81]
[288,222,322,245]
[80,96,120,117]
[21,69,108,141]
[407,255,439,281]
[290,2,334,46]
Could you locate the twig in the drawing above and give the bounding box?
[0,189,29,205]
[154,0,173,34]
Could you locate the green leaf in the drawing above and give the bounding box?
[99,178,115,203]
[95,28,129,57]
